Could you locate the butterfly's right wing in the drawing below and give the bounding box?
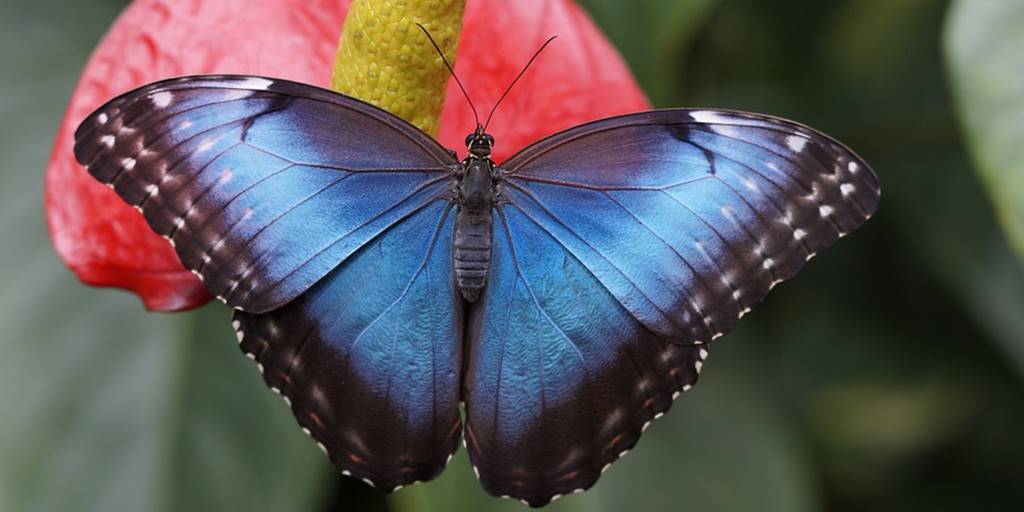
[463,109,879,505]
[74,75,458,313]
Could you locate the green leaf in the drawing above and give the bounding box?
[0,1,329,511]
[945,0,1024,264]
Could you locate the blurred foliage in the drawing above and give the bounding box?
[577,0,720,106]
[0,1,330,511]
[1,1,1023,512]
[946,0,1024,264]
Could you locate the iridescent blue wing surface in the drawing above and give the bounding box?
[464,208,708,506]
[233,201,462,491]
[73,75,457,313]
[464,109,880,505]
[74,76,464,489]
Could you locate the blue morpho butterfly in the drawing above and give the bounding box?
[73,29,879,507]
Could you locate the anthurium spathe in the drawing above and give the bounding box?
[46,0,649,311]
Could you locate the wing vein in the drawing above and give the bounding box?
[105,111,249,188]
[505,181,698,339]
[241,177,451,303]
[348,204,455,355]
[600,190,719,334]
[244,142,451,174]
[79,95,258,164]
[217,170,359,294]
[685,140,814,257]
[497,206,587,366]
[193,163,298,272]
[509,174,714,191]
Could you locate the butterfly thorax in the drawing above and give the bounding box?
[453,133,496,302]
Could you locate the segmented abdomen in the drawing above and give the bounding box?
[453,208,492,302]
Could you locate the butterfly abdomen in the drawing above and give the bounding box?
[454,157,495,302]
[454,210,492,302]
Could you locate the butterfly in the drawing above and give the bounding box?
[73,72,879,506]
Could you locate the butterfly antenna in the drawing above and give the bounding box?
[416,23,480,131]
[482,36,558,133]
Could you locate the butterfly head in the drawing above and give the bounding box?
[417,23,555,164]
[465,131,495,158]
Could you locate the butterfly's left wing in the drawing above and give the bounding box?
[74,75,465,491]
[463,109,880,505]
[232,200,463,492]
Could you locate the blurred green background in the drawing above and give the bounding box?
[2,0,1023,511]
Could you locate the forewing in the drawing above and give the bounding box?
[499,108,880,343]
[464,109,879,504]
[73,75,457,313]
[233,201,463,491]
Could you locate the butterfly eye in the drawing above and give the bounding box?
[485,134,494,146]
[464,133,475,147]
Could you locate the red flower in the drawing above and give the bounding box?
[45,0,650,312]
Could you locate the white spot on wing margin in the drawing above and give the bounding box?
[689,110,734,124]
[786,135,808,152]
[235,77,274,90]
[151,91,173,108]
